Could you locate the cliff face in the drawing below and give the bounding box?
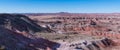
[0,14,52,34]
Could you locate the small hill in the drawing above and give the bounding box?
[0,14,52,34]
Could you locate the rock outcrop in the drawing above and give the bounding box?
[57,38,119,50]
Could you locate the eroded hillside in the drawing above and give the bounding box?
[0,14,60,50]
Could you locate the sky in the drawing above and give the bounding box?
[0,0,120,13]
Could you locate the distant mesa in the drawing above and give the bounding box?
[58,12,69,13]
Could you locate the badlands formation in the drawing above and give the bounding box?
[1,13,120,50]
[27,13,120,50]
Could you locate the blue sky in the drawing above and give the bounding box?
[0,0,120,13]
